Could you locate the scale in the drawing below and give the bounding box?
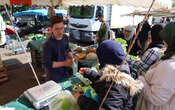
[24,81,62,109]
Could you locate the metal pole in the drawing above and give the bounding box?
[4,5,41,86]
[133,15,135,25]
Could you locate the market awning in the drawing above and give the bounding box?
[0,0,172,10]
[13,9,67,17]
[58,0,172,9]
[123,8,175,17]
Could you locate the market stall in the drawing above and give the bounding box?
[13,9,67,25]
[2,73,93,110]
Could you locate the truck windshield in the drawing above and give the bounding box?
[70,6,94,18]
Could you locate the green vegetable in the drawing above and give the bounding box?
[95,63,100,70]
[69,43,78,51]
[128,54,136,60]
[114,38,127,53]
[114,38,136,60]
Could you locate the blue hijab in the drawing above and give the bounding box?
[96,40,125,69]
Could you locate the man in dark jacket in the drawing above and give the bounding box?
[77,40,143,110]
[43,16,73,83]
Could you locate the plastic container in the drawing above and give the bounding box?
[72,60,78,75]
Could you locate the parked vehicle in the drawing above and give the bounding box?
[68,5,148,42]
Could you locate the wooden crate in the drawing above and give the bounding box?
[30,49,43,70]
[0,56,5,71]
[0,72,8,84]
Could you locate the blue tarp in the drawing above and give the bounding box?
[13,9,67,19]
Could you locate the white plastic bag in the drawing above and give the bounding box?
[49,90,80,110]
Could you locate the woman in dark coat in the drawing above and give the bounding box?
[77,40,143,110]
[136,21,151,54]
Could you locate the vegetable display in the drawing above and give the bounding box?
[114,38,136,60]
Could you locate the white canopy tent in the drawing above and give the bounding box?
[124,8,175,17]
[57,0,172,9]
[0,0,172,9]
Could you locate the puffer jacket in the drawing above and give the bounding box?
[78,65,143,110]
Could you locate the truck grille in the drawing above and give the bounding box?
[70,23,88,28]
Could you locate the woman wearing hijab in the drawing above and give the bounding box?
[137,22,175,110]
[127,24,165,75]
[117,26,135,45]
[136,21,151,53]
[77,40,143,110]
[117,26,141,56]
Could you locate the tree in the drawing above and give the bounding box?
[173,0,175,7]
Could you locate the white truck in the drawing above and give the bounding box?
[68,5,147,42]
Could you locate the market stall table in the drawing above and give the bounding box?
[3,74,83,110]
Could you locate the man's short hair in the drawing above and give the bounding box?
[50,16,64,27]
[97,13,103,18]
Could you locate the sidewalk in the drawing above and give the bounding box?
[0,47,44,105]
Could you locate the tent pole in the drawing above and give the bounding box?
[4,5,41,86]
[133,15,135,25]
[50,0,54,7]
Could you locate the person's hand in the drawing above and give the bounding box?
[75,91,82,101]
[135,56,141,61]
[158,48,166,57]
[68,52,73,59]
[79,68,87,75]
[64,59,73,67]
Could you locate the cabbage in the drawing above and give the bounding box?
[114,38,136,60]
